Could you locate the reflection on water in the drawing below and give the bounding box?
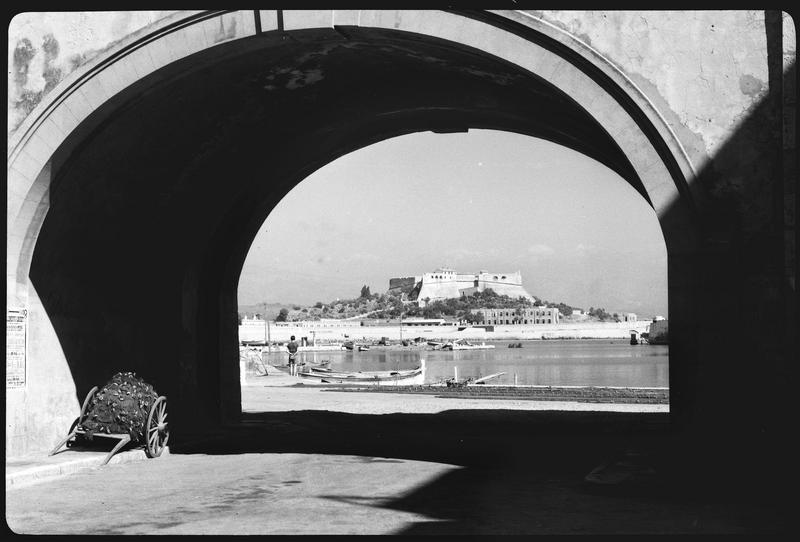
[262,340,669,388]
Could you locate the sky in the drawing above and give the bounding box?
[238,129,668,317]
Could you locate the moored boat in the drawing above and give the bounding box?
[298,360,426,386]
[442,339,496,350]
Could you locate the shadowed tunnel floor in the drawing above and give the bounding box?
[163,409,789,534]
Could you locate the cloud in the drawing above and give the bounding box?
[527,244,555,257]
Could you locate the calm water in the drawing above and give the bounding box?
[264,340,669,388]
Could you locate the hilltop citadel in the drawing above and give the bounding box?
[389,267,535,306]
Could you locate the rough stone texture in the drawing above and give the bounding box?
[528,10,771,172]
[7,11,179,133]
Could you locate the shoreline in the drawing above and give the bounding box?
[241,367,670,413]
[241,321,654,344]
[244,337,665,351]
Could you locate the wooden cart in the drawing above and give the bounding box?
[49,386,170,466]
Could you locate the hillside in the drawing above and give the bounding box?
[238,302,296,321]
[239,287,630,323]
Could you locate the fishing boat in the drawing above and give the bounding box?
[357,345,370,352]
[298,360,426,386]
[442,339,496,350]
[427,340,445,348]
[298,359,331,370]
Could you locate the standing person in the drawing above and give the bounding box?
[287,335,299,376]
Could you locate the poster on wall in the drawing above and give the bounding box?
[7,308,27,388]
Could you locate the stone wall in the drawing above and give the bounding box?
[8,11,180,134]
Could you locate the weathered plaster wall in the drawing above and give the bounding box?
[8,11,181,134]
[527,10,773,171]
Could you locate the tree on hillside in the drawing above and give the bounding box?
[588,306,612,321]
[360,285,371,298]
[464,311,484,324]
[276,308,289,322]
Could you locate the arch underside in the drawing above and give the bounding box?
[29,27,663,428]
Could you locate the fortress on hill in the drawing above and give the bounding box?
[389,268,536,306]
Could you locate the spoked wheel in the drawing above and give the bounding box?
[145,396,169,458]
[66,386,98,448]
[65,417,80,448]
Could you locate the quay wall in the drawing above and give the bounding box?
[239,321,653,343]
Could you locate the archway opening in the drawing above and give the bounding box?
[25,24,682,440]
[237,129,668,415]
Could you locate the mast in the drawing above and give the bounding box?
[264,302,271,354]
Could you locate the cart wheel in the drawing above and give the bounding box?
[65,417,81,448]
[145,396,169,458]
[79,386,99,422]
[67,386,98,448]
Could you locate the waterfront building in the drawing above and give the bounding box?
[471,306,560,325]
[240,315,266,326]
[648,319,669,344]
[273,319,353,328]
[361,318,457,327]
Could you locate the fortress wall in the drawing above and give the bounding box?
[417,270,534,303]
[417,280,462,302]
[388,277,418,291]
[482,283,535,300]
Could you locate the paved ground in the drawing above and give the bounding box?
[7,452,461,535]
[5,366,790,535]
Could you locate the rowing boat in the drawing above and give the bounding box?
[298,360,426,386]
[442,339,496,350]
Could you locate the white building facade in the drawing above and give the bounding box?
[471,306,560,325]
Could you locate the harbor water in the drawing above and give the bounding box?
[262,340,669,388]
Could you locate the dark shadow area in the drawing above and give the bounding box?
[166,409,788,534]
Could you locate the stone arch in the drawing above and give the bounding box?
[7,10,698,454]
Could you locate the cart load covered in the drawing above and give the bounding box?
[49,371,170,465]
[81,371,159,443]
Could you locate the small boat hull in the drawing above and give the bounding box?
[443,341,496,350]
[298,361,426,386]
